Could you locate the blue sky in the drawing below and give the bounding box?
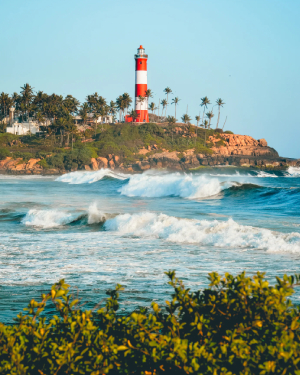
[1,0,299,157]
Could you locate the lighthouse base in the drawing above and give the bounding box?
[125,111,149,123]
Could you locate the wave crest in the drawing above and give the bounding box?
[22,204,106,228]
[119,173,236,199]
[104,212,300,253]
[56,169,128,184]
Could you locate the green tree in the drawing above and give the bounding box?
[129,109,139,124]
[164,87,172,116]
[200,96,210,126]
[171,97,180,121]
[148,102,156,114]
[161,99,167,117]
[166,115,176,125]
[181,113,191,124]
[215,98,225,129]
[206,110,214,127]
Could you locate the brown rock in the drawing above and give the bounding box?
[90,158,98,171]
[96,157,108,169]
[84,165,92,171]
[108,159,115,169]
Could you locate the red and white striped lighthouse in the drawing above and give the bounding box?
[134,45,149,122]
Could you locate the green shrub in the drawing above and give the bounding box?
[12,151,34,162]
[0,133,19,146]
[1,271,300,374]
[224,130,234,134]
[38,159,50,169]
[0,147,10,160]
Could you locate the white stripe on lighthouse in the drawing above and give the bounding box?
[135,97,148,110]
[135,71,147,85]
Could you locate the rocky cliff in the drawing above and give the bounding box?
[0,134,298,175]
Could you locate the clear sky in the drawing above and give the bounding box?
[1,0,299,157]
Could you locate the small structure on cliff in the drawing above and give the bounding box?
[6,107,40,135]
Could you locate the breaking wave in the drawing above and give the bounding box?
[119,173,238,199]
[104,212,300,253]
[21,204,107,228]
[286,167,300,177]
[56,169,128,184]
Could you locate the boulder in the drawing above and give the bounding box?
[96,157,108,169]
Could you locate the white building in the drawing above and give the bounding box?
[6,120,40,135]
[5,107,40,135]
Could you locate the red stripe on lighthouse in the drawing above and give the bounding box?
[135,58,147,71]
[135,84,147,97]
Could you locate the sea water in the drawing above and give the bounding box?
[1,167,300,322]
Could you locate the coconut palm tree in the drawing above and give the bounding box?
[161,99,167,117]
[129,109,139,124]
[122,93,132,116]
[195,115,200,142]
[171,97,180,121]
[116,95,125,122]
[109,101,117,121]
[20,83,34,121]
[206,111,214,128]
[79,103,89,125]
[181,114,191,124]
[149,102,156,114]
[167,115,176,125]
[138,95,145,112]
[164,87,172,115]
[215,98,225,129]
[201,119,209,146]
[200,96,210,125]
[145,89,153,98]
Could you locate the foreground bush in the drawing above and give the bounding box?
[1,272,300,374]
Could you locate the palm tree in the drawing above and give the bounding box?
[93,111,99,136]
[201,119,209,146]
[215,98,225,129]
[145,89,153,98]
[129,109,139,124]
[161,99,167,117]
[20,83,34,121]
[164,87,172,116]
[116,95,125,122]
[206,111,214,128]
[109,101,117,122]
[200,96,210,125]
[167,115,176,125]
[195,115,200,142]
[181,114,191,124]
[122,93,132,116]
[138,95,145,118]
[79,103,89,125]
[149,102,156,114]
[171,97,180,120]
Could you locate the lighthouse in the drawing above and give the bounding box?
[134,45,149,122]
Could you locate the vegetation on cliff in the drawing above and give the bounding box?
[0,122,217,171]
[1,271,300,374]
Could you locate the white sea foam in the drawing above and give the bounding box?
[87,203,106,224]
[286,167,300,177]
[56,169,128,184]
[21,209,78,228]
[255,171,278,178]
[104,212,300,253]
[119,172,236,199]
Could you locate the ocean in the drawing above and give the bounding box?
[1,167,300,322]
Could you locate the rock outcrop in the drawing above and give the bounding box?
[0,133,298,175]
[209,134,278,157]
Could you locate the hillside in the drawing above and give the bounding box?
[0,123,297,174]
